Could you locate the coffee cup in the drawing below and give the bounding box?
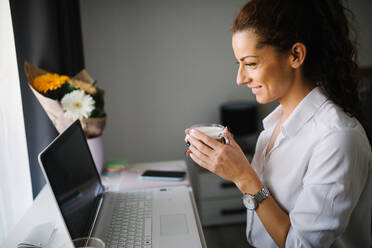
[187,123,229,144]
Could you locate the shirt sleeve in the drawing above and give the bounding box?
[285,129,370,248]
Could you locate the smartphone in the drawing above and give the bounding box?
[139,170,186,181]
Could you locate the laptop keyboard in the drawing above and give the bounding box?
[103,190,154,248]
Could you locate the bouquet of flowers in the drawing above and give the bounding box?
[24,61,106,138]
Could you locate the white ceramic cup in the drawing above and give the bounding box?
[189,123,229,144]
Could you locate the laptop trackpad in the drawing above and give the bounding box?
[160,214,189,236]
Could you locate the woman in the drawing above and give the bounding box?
[185,0,372,247]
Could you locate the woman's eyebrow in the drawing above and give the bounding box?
[240,55,258,61]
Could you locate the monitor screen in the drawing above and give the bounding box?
[39,120,103,239]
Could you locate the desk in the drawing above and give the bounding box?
[104,160,190,191]
[3,160,206,248]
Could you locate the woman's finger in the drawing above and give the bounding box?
[185,149,192,156]
[188,135,214,157]
[189,152,209,170]
[185,129,191,145]
[224,127,239,148]
[188,144,210,162]
[189,128,223,149]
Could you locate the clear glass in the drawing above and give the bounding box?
[59,237,105,248]
[73,237,105,248]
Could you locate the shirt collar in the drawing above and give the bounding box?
[263,104,282,131]
[262,87,328,136]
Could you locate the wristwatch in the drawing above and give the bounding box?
[242,186,270,210]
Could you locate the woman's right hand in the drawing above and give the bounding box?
[185,127,262,194]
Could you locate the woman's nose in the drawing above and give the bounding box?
[236,65,249,85]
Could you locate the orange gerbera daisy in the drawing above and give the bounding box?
[32,73,70,93]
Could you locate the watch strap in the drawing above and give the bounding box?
[254,186,270,204]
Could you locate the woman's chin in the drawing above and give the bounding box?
[255,95,273,104]
[255,95,266,104]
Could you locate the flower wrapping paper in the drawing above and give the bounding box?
[24,61,106,138]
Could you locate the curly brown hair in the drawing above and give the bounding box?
[232,0,362,120]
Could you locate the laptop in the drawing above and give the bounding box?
[38,120,203,248]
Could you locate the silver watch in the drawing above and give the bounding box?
[242,186,270,210]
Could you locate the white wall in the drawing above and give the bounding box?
[0,0,32,243]
[80,0,371,164]
[80,0,266,163]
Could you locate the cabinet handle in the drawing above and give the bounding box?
[220,208,246,216]
[220,182,235,188]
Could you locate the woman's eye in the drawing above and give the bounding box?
[235,61,256,68]
[245,63,256,67]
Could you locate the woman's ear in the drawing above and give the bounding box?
[289,42,306,69]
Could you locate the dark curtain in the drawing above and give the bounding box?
[360,71,372,145]
[10,0,85,198]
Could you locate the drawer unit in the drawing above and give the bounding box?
[198,171,242,199]
[185,157,248,226]
[199,198,246,226]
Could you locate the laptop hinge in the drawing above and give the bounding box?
[88,193,104,238]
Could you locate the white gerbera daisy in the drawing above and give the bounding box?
[61,90,95,120]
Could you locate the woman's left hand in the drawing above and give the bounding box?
[185,127,261,191]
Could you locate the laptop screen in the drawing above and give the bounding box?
[39,120,103,239]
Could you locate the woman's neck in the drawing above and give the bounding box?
[279,80,315,120]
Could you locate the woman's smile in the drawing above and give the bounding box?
[249,85,263,94]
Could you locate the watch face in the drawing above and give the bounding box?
[243,195,257,210]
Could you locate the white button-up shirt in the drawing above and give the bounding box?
[248,87,372,247]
